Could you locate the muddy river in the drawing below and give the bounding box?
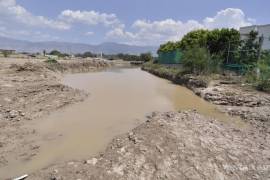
[2,68,238,178]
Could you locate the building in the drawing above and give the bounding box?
[240,24,270,50]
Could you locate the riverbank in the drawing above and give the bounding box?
[29,111,270,179]
[29,64,269,179]
[142,63,270,132]
[0,58,111,178]
[1,60,269,179]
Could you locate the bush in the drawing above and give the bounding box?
[140,52,153,62]
[256,62,270,92]
[49,50,70,58]
[245,57,270,92]
[238,31,262,65]
[45,58,58,64]
[182,47,209,74]
[3,51,11,57]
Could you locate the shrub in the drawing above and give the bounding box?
[182,47,211,75]
[209,54,223,74]
[256,61,270,92]
[140,52,153,62]
[3,51,11,57]
[45,57,58,64]
[245,56,270,92]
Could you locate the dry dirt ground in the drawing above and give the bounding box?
[30,111,270,180]
[198,80,270,135]
[29,73,270,179]
[1,59,270,179]
[0,58,111,177]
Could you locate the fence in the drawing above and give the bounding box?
[158,49,182,64]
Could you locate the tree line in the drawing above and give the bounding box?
[45,50,153,62]
[157,28,270,92]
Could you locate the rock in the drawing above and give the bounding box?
[85,158,98,165]
[50,176,58,180]
[128,132,138,144]
[9,110,18,118]
[53,169,58,174]
[156,145,164,153]
[67,162,74,165]
[4,97,11,102]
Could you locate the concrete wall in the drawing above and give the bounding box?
[240,25,270,50]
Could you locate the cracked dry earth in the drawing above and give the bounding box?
[30,111,270,180]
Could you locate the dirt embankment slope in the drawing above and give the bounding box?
[1,60,269,179]
[142,65,270,133]
[30,111,270,180]
[29,65,269,179]
[0,58,111,173]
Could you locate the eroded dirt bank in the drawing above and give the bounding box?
[142,65,270,133]
[1,60,269,179]
[0,58,111,178]
[29,111,270,180]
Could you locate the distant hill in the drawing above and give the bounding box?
[0,36,158,55]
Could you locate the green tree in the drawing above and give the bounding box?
[82,51,96,58]
[206,28,240,63]
[49,50,62,56]
[260,50,270,65]
[2,51,11,58]
[182,47,212,75]
[239,31,262,65]
[158,41,177,53]
[49,50,69,58]
[176,29,209,50]
[140,52,153,62]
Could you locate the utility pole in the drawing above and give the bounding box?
[226,41,231,64]
[258,35,264,61]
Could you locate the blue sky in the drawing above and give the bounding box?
[0,0,269,46]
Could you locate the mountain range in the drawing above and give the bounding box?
[0,36,158,55]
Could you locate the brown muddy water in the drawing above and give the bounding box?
[2,68,241,179]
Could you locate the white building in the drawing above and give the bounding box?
[240,24,270,50]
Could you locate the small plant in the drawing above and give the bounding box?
[3,51,11,58]
[245,57,270,93]
[256,62,270,92]
[45,57,58,64]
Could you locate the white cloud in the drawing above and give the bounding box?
[0,27,60,41]
[59,10,124,28]
[203,8,252,29]
[0,0,70,30]
[0,3,256,46]
[106,8,254,46]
